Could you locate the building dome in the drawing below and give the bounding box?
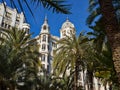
[61,19,74,29]
[60,18,76,38]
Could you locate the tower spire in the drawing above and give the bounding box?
[66,17,69,22]
[44,14,48,24]
[40,15,49,34]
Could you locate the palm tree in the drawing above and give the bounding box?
[84,20,106,89]
[83,42,99,90]
[87,0,120,25]
[0,28,41,90]
[1,0,71,18]
[98,0,120,85]
[87,0,120,84]
[94,43,114,90]
[51,74,83,90]
[52,33,88,90]
[86,17,119,89]
[87,17,106,53]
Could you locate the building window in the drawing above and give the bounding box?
[78,73,82,80]
[42,44,46,50]
[70,30,72,34]
[8,25,11,29]
[62,30,66,36]
[1,22,4,27]
[47,55,49,63]
[41,54,45,61]
[43,25,47,30]
[42,35,46,42]
[16,16,20,22]
[42,64,45,69]
[5,24,7,28]
[47,65,49,73]
[52,42,57,48]
[5,11,11,18]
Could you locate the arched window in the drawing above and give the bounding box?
[42,64,45,69]
[1,22,4,27]
[62,30,66,36]
[42,44,46,50]
[43,25,47,30]
[42,35,46,42]
[52,42,57,48]
[41,54,45,61]
[47,65,49,73]
[47,55,49,63]
[70,30,72,34]
[78,73,82,80]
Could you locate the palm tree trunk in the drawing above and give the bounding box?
[0,81,7,90]
[74,60,78,90]
[9,84,16,90]
[98,0,120,84]
[83,70,86,90]
[98,78,101,90]
[104,86,107,90]
[108,82,112,90]
[87,70,93,90]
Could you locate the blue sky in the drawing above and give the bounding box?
[1,0,92,37]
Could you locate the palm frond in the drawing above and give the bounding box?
[88,0,98,12]
[2,0,71,18]
[40,0,71,14]
[86,7,101,25]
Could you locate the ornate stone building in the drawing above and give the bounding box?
[0,2,30,33]
[35,16,109,90]
[35,16,76,73]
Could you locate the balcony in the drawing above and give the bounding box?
[3,17,12,23]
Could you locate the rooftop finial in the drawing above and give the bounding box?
[66,17,69,22]
[45,14,47,21]
[44,14,48,24]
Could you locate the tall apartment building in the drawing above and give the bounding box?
[35,16,109,90]
[35,16,76,73]
[0,2,30,33]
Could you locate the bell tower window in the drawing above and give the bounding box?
[43,25,47,30]
[62,30,66,36]
[41,54,45,61]
[42,35,46,42]
[42,44,46,50]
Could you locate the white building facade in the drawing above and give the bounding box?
[35,16,59,73]
[35,17,76,73]
[0,2,110,90]
[0,2,30,33]
[36,17,109,90]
